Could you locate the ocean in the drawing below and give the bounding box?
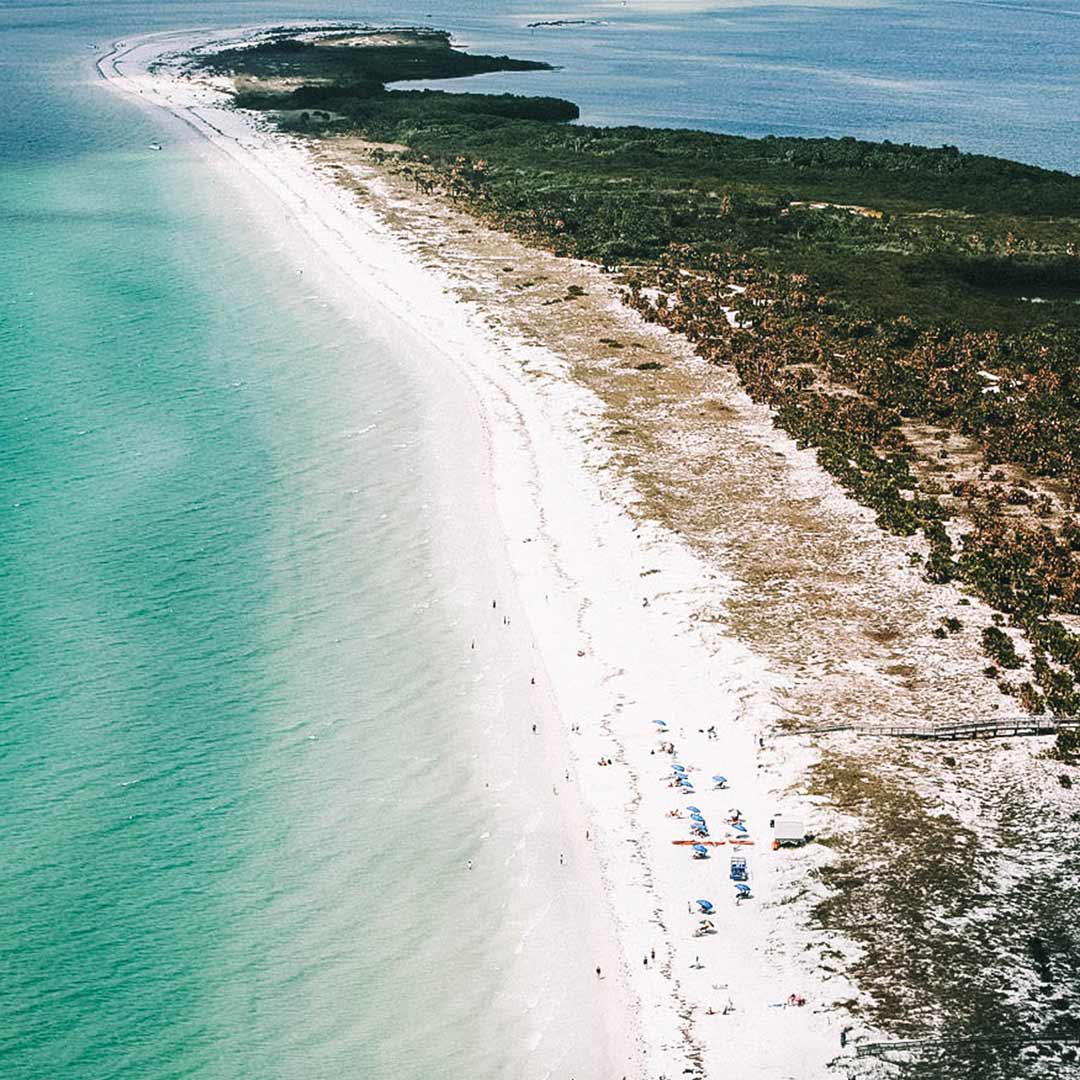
[1,2,1075,1078]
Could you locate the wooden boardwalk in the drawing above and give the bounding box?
[862,717,1068,740]
[780,717,1079,741]
[856,1034,1080,1058]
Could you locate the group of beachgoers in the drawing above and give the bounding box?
[653,719,756,930]
[657,720,815,1020]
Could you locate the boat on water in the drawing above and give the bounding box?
[148,142,163,151]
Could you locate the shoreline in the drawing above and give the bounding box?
[101,28,859,1078]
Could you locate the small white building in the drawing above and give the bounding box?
[772,818,807,848]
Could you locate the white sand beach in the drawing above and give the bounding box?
[100,29,860,1079]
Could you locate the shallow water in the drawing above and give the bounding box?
[0,34,527,1077]
[1,2,1075,1078]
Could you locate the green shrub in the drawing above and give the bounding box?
[981,626,1022,669]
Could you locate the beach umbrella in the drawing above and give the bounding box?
[690,811,705,821]
[653,720,667,727]
[693,844,708,857]
[731,822,748,834]
[735,883,752,895]
[712,775,727,786]
[678,777,693,787]
[696,899,714,913]
[671,764,686,773]
[685,806,701,813]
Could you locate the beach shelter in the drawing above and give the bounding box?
[773,817,807,847]
[692,844,709,858]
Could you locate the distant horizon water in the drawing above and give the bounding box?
[2,2,1076,1078]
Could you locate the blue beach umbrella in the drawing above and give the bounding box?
[671,764,686,773]
[731,822,748,834]
[735,883,752,895]
[712,775,727,785]
[696,899,714,913]
[685,806,701,814]
[678,777,693,787]
[693,844,708,857]
[690,811,705,821]
[653,720,667,727]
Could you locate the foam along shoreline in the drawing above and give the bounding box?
[99,29,853,1077]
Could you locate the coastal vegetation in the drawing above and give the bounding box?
[194,29,1080,717]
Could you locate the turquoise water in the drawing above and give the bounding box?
[1,117,477,1080]
[1,2,1076,1078]
[1,33,515,1077]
